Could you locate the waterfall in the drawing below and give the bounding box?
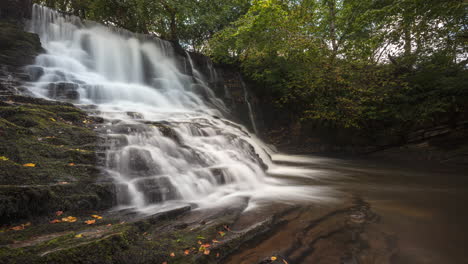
[24,5,326,212]
[240,76,259,135]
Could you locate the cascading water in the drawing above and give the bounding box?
[25,5,334,213]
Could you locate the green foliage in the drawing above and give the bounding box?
[209,0,468,133]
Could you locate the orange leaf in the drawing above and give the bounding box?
[170,252,175,257]
[271,256,277,261]
[184,249,190,255]
[84,219,96,225]
[23,163,36,167]
[68,163,75,166]
[50,219,62,224]
[212,239,219,243]
[106,224,112,227]
[218,231,225,237]
[201,243,211,248]
[56,211,64,216]
[216,253,220,258]
[91,215,103,219]
[203,249,210,255]
[10,225,24,231]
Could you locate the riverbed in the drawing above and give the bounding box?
[227,154,468,264]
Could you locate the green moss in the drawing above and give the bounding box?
[0,20,43,66]
[0,100,115,224]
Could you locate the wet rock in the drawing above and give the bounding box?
[126,111,144,119]
[135,176,180,203]
[47,82,80,100]
[25,66,44,81]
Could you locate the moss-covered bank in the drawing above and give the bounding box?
[0,96,114,224]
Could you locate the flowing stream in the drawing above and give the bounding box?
[24,5,336,213]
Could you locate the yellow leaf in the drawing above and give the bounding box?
[0,156,9,161]
[91,215,103,219]
[84,219,96,225]
[212,239,219,243]
[23,163,36,167]
[62,216,77,223]
[50,118,56,122]
[75,234,83,238]
[271,256,277,261]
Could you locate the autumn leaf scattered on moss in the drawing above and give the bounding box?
[84,219,96,225]
[62,216,77,223]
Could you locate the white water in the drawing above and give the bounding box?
[25,5,338,213]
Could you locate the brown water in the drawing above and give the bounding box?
[226,156,468,264]
[277,155,468,264]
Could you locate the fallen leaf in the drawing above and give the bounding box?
[196,235,205,239]
[91,215,103,219]
[197,240,202,245]
[75,234,83,238]
[50,118,56,122]
[68,163,75,166]
[58,181,69,185]
[218,231,226,237]
[84,219,96,225]
[184,249,190,255]
[106,224,112,227]
[10,225,24,231]
[24,222,31,227]
[212,239,219,243]
[203,249,210,255]
[23,163,36,167]
[0,156,9,161]
[201,243,211,248]
[62,216,77,223]
[216,253,220,258]
[50,219,62,224]
[162,262,167,264]
[56,211,64,216]
[223,225,231,231]
[271,256,277,261]
[170,252,175,257]
[283,260,289,264]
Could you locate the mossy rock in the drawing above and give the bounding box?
[0,20,43,67]
[0,98,115,223]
